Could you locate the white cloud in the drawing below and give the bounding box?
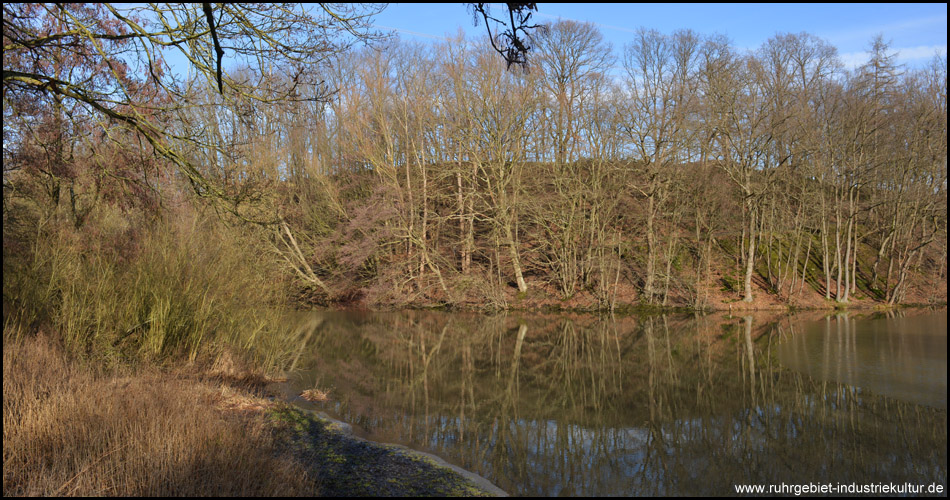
[895,44,947,61]
[838,44,946,69]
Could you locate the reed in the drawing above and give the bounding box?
[4,205,301,373]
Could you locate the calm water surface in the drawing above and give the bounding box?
[282,309,947,496]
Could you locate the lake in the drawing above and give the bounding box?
[279,308,947,496]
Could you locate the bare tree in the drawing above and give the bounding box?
[621,28,700,303]
[3,3,383,217]
[468,3,544,69]
[529,20,614,297]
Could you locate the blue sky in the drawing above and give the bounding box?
[371,3,947,70]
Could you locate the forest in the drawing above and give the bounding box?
[3,3,947,358]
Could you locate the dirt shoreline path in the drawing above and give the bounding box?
[267,404,508,496]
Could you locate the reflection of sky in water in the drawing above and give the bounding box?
[287,310,948,496]
[776,312,947,409]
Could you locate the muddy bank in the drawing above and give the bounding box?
[267,405,506,497]
[334,277,946,314]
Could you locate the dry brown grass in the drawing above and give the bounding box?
[2,331,316,496]
[300,388,331,402]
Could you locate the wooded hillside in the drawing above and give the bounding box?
[4,5,946,326]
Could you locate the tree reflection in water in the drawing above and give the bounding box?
[287,309,947,496]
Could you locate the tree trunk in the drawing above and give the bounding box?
[743,203,757,302]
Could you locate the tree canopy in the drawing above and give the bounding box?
[3,3,384,213]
